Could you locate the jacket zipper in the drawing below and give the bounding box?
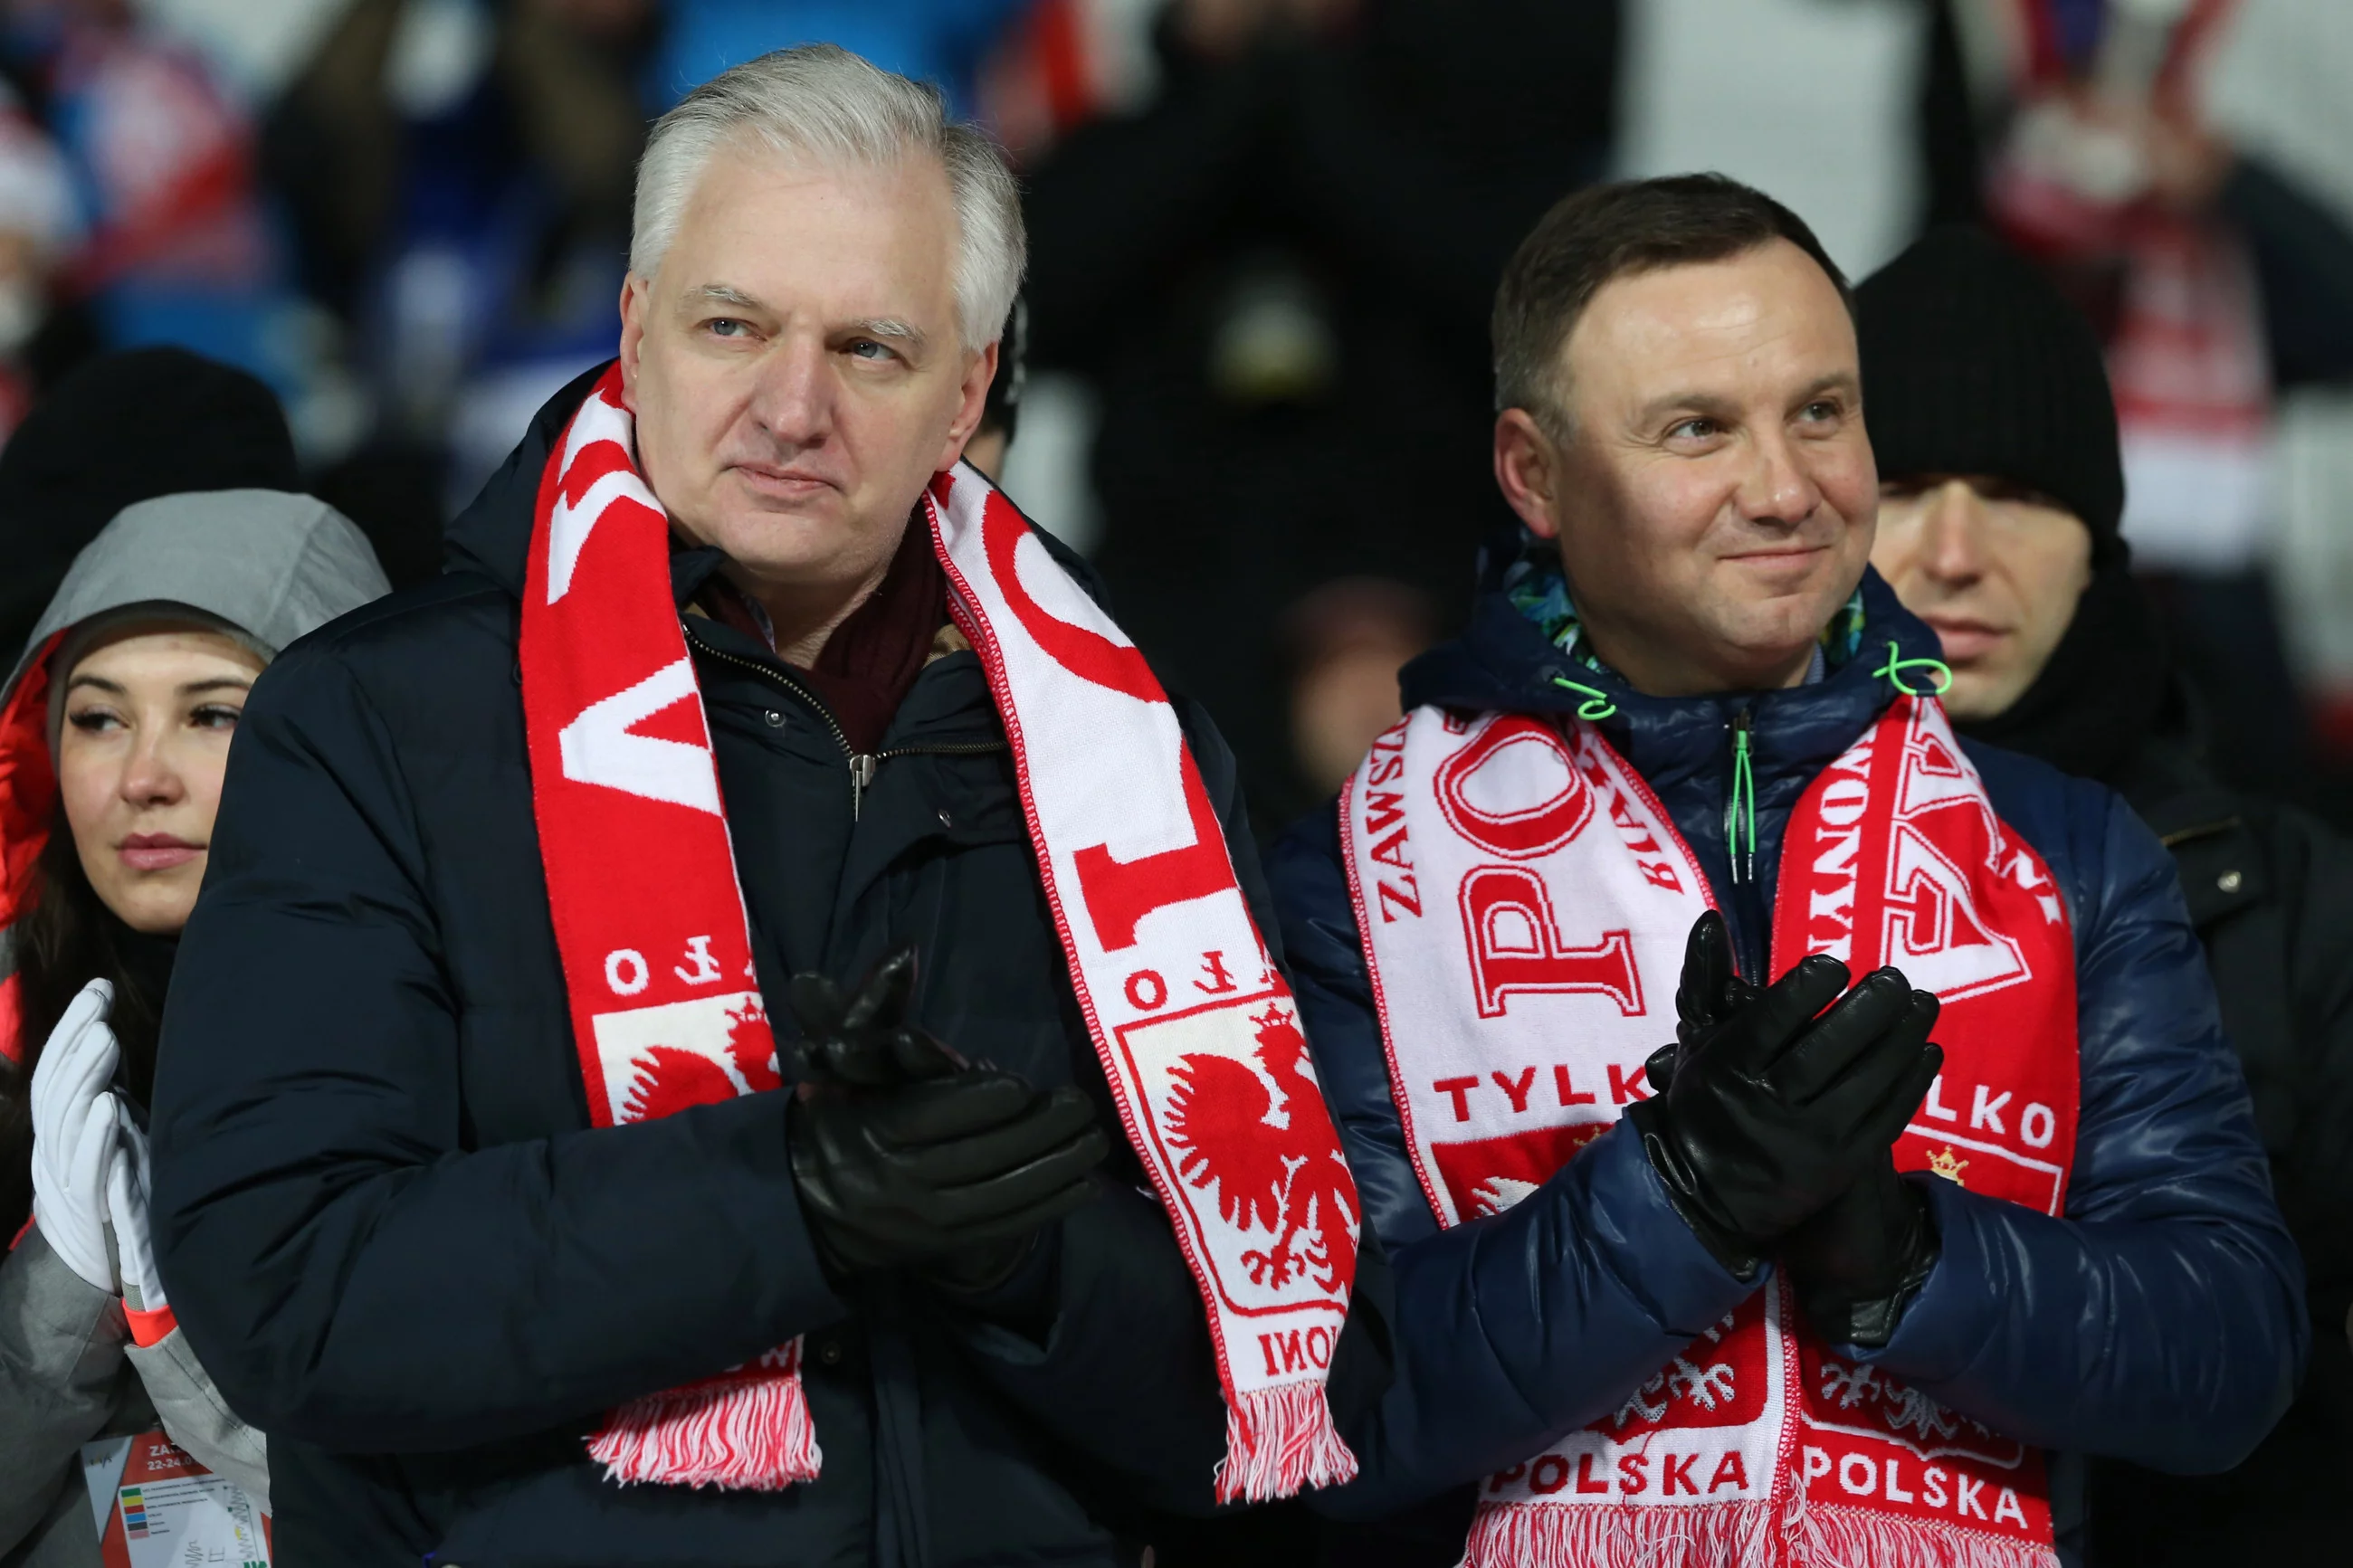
[681,622,1006,819]
[853,738,1012,820]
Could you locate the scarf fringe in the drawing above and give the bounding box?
[1466,1499,1779,1568]
[1786,1503,2062,1568]
[1212,1382,1359,1505]
[588,1371,821,1492]
[1465,1497,2057,1568]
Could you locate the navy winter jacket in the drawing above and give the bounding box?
[1268,556,2308,1554]
[145,368,1390,1568]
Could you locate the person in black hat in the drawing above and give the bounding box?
[1858,226,2139,759]
[1862,223,2353,1567]
[0,347,301,660]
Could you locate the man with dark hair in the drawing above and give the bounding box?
[1488,175,1850,444]
[1862,223,2353,1566]
[1271,175,2303,1565]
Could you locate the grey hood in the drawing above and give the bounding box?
[7,489,391,702]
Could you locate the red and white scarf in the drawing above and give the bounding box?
[519,366,1358,1500]
[1343,694,2079,1567]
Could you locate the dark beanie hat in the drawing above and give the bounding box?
[1857,226,2127,565]
[0,347,300,659]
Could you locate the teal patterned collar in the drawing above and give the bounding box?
[1501,543,1866,683]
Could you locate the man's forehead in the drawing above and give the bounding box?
[664,142,957,322]
[1565,242,1854,397]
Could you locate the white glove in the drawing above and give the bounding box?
[28,980,121,1293]
[110,1102,168,1327]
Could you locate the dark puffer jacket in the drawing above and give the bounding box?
[2078,729,2353,1564]
[148,369,1389,1568]
[1268,554,2307,1563]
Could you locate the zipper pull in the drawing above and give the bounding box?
[1726,709,1757,885]
[849,754,878,820]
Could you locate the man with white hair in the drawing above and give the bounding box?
[149,46,1377,1567]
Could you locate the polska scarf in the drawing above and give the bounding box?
[519,366,1359,1500]
[1343,690,2078,1567]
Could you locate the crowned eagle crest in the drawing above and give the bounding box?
[1164,1005,1357,1297]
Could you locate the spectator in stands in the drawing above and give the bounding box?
[1281,575,1434,801]
[0,487,388,1562]
[1862,222,2353,1566]
[0,81,81,439]
[1971,0,2353,798]
[147,47,1386,1567]
[4,0,291,386]
[1271,175,2303,1566]
[262,0,662,508]
[0,347,300,660]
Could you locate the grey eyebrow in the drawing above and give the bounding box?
[691,283,764,310]
[845,318,925,348]
[684,289,926,354]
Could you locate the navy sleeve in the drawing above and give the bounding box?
[1270,803,1754,1517]
[150,643,850,1453]
[1859,785,2308,1473]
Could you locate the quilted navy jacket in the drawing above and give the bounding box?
[1269,556,2307,1556]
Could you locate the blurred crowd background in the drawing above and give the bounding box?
[0,0,2347,837]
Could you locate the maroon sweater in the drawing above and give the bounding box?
[704,520,947,755]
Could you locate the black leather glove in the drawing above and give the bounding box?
[1627,911,1943,1277]
[787,1069,1107,1281]
[1653,922,1945,1343]
[1778,1151,1939,1347]
[787,946,966,1088]
[786,949,1110,1289]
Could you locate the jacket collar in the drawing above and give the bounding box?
[1400,529,1951,787]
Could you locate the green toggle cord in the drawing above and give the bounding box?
[1874,641,1955,698]
[1727,712,1757,882]
[1543,677,1618,724]
[1551,674,1618,722]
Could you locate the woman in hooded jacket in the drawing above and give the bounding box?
[0,489,387,1564]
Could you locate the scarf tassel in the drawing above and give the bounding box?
[1467,1499,1779,1568]
[1213,1382,1359,1505]
[1785,1499,2062,1568]
[588,1370,822,1492]
[1463,1497,2062,1568]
